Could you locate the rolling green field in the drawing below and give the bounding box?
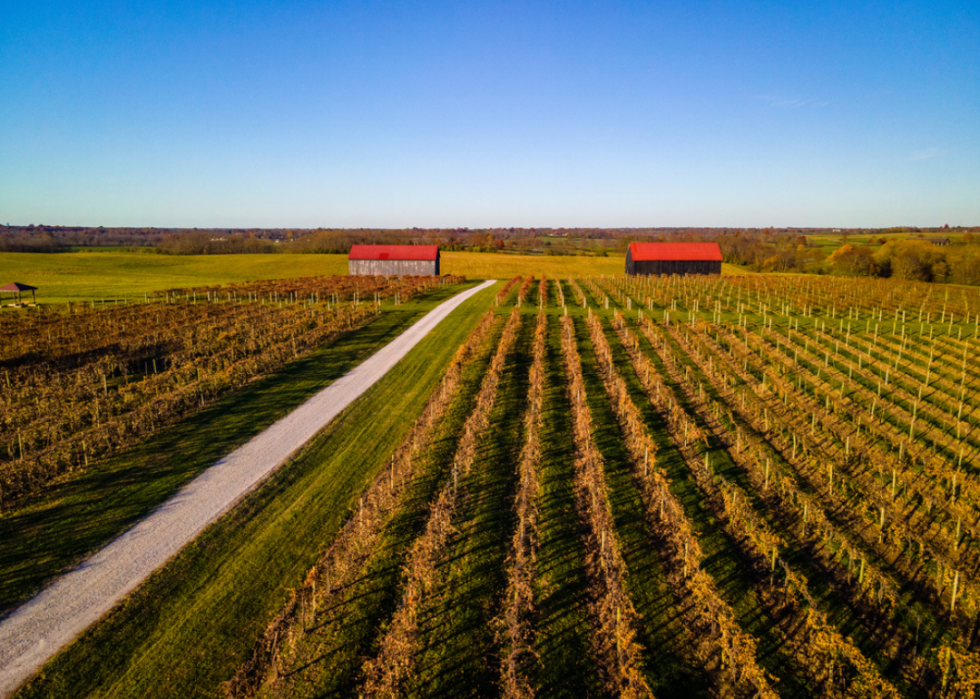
[803,232,965,251]
[0,251,350,305]
[0,250,750,307]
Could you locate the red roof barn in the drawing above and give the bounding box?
[626,242,722,276]
[348,245,440,276]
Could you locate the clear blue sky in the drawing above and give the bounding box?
[2,1,978,228]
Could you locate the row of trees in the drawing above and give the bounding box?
[829,240,980,285]
[0,230,70,252]
[717,230,980,285]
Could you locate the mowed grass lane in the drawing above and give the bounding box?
[606,315,815,695]
[531,305,605,697]
[574,280,810,694]
[561,286,712,698]
[13,282,500,699]
[561,284,714,696]
[256,314,506,698]
[408,305,531,696]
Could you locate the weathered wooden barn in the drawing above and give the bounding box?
[626,242,723,276]
[348,245,440,276]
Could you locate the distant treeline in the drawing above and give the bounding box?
[0,230,71,252]
[4,223,977,254]
[719,230,980,285]
[826,238,980,285]
[0,225,171,250]
[4,222,980,285]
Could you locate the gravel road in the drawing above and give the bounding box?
[0,279,495,697]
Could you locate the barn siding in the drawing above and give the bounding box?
[626,248,636,275]
[348,258,440,276]
[627,259,721,276]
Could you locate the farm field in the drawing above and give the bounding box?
[0,250,748,306]
[0,251,350,305]
[444,252,751,279]
[804,232,966,252]
[445,251,626,278]
[6,273,980,698]
[2,277,499,698]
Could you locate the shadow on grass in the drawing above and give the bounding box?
[609,317,817,696]
[410,310,532,698]
[304,317,507,699]
[11,283,498,699]
[571,315,713,699]
[532,312,605,698]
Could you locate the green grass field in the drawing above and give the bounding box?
[0,250,750,307]
[803,232,965,251]
[0,251,350,306]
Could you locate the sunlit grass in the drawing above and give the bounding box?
[0,251,348,305]
[442,251,626,278]
[0,249,751,308]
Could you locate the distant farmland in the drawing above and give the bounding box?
[0,249,750,307]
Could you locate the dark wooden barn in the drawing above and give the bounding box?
[626,242,723,276]
[348,245,440,276]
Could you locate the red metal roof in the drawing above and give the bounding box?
[629,242,722,262]
[0,282,38,291]
[348,245,439,261]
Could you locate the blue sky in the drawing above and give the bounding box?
[1,1,978,228]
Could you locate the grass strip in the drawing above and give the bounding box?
[600,312,812,691]
[400,308,530,697]
[559,284,714,696]
[566,280,806,696]
[527,309,605,698]
[496,309,547,699]
[662,320,932,690]
[252,312,505,698]
[572,312,760,697]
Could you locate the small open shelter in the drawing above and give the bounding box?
[1,282,38,306]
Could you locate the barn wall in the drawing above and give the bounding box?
[348,259,439,276]
[628,260,721,276]
[625,249,636,275]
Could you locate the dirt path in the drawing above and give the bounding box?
[0,280,495,697]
